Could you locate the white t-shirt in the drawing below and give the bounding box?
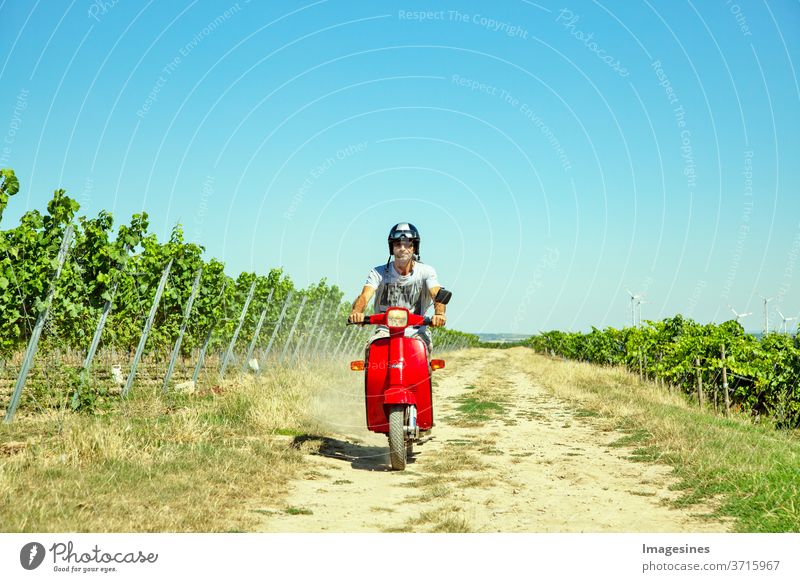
[364,260,440,339]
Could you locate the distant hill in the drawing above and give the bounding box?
[477,333,531,343]
[478,331,787,343]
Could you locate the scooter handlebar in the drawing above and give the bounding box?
[347,314,432,326]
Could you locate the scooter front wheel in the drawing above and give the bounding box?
[388,404,406,471]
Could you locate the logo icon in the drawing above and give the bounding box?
[20,542,46,570]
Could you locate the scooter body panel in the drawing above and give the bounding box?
[364,335,433,433]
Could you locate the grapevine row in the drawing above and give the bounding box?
[529,316,800,428]
[0,169,476,416]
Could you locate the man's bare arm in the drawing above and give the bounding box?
[349,286,375,323]
[429,285,446,327]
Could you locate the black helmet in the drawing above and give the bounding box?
[387,222,421,259]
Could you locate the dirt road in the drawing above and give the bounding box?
[257,348,729,532]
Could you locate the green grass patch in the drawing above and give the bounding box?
[444,438,474,446]
[273,427,305,436]
[454,397,505,424]
[609,429,653,448]
[284,506,313,515]
[627,446,662,463]
[458,398,504,414]
[574,408,600,418]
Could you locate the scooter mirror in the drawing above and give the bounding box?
[434,288,452,305]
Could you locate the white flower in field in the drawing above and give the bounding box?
[248,358,259,373]
[111,365,124,386]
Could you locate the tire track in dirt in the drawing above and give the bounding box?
[256,348,729,532]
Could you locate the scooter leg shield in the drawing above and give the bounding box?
[364,337,391,432]
[364,335,434,433]
[398,337,434,431]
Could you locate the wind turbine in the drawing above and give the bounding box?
[626,290,642,328]
[637,300,652,327]
[776,309,797,334]
[728,305,752,324]
[760,295,773,335]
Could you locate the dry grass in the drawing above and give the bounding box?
[384,505,470,533]
[0,359,352,532]
[418,505,471,533]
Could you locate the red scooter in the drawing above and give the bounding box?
[349,291,451,470]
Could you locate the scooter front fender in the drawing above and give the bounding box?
[383,386,417,405]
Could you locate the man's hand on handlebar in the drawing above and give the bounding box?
[431,314,446,327]
[348,311,365,324]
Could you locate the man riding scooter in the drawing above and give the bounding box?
[348,222,447,355]
[348,222,450,470]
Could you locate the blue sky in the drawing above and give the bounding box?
[1,1,798,334]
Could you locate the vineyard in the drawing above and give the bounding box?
[2,166,796,427]
[0,169,478,421]
[2,168,799,534]
[527,317,800,429]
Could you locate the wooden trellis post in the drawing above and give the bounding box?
[220,279,257,377]
[309,296,334,358]
[122,259,173,398]
[191,280,227,384]
[4,225,74,423]
[721,344,731,416]
[695,357,704,408]
[302,299,327,359]
[638,347,643,381]
[162,267,203,392]
[333,327,349,355]
[243,288,274,371]
[281,295,307,361]
[263,290,293,360]
[71,280,119,408]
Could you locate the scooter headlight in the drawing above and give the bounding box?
[385,308,408,328]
